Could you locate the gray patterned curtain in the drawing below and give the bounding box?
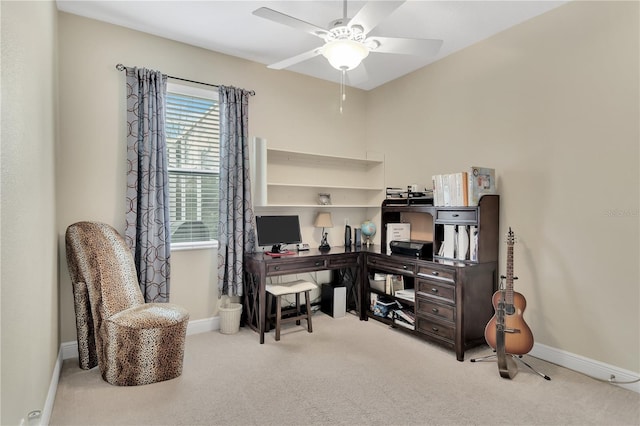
[217,86,256,297]
[124,67,171,303]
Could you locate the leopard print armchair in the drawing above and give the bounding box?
[65,221,189,386]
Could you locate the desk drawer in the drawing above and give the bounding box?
[327,253,359,268]
[416,265,455,283]
[416,317,455,341]
[367,255,415,276]
[436,209,477,224]
[267,258,326,275]
[416,279,455,304]
[416,297,455,322]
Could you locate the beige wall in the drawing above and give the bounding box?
[2,4,637,422]
[367,0,639,371]
[56,12,369,342]
[1,1,59,424]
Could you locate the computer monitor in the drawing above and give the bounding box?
[255,215,302,253]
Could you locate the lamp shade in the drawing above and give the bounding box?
[321,39,369,71]
[314,212,333,228]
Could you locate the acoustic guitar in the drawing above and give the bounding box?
[484,228,534,356]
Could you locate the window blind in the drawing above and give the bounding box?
[166,90,219,244]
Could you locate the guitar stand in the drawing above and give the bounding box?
[470,351,551,380]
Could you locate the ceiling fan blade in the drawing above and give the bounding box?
[267,48,322,70]
[370,37,443,56]
[253,7,328,38]
[349,1,406,35]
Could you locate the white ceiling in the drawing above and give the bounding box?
[56,1,567,90]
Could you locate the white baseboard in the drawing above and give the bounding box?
[187,316,220,336]
[530,342,639,393]
[36,347,62,426]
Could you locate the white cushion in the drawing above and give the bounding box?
[266,280,317,296]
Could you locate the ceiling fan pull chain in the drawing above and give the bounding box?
[340,69,347,114]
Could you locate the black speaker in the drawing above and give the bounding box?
[321,283,346,318]
[344,225,351,247]
[354,228,362,247]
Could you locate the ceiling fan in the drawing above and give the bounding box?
[252,0,443,73]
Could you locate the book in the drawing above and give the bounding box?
[394,309,415,324]
[386,223,411,253]
[455,172,468,206]
[457,225,469,260]
[432,175,444,206]
[468,167,496,206]
[393,318,415,330]
[432,172,469,206]
[443,224,456,258]
[385,274,404,295]
[442,174,451,206]
[469,226,478,261]
[395,288,416,303]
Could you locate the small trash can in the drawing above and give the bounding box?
[219,302,242,334]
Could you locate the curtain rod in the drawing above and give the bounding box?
[115,64,255,96]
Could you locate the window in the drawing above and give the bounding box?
[166,83,219,248]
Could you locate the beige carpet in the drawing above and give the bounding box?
[50,312,639,426]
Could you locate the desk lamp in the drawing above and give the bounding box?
[314,212,333,251]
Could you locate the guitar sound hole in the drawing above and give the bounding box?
[505,305,515,315]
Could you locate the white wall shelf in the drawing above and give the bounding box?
[253,145,385,209]
[267,183,383,191]
[260,204,380,208]
[267,148,384,166]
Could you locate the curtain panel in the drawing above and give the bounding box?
[217,86,256,297]
[124,67,172,303]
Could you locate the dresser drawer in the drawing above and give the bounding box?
[267,258,326,275]
[367,255,415,276]
[416,317,455,341]
[436,209,477,224]
[416,264,455,283]
[416,279,455,304]
[416,297,455,322]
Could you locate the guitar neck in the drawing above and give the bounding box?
[505,240,515,305]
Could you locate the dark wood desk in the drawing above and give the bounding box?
[243,247,366,343]
[244,246,496,361]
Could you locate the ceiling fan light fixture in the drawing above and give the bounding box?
[321,39,369,71]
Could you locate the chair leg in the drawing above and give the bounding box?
[295,293,301,325]
[305,290,313,333]
[266,292,273,332]
[275,295,282,341]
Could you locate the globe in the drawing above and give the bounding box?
[361,220,376,246]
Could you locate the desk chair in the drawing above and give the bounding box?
[266,280,317,341]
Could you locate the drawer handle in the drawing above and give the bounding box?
[432,308,439,313]
[432,326,439,332]
[274,266,280,271]
[452,213,459,217]
[315,261,322,266]
[403,265,407,269]
[431,288,438,293]
[431,271,439,276]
